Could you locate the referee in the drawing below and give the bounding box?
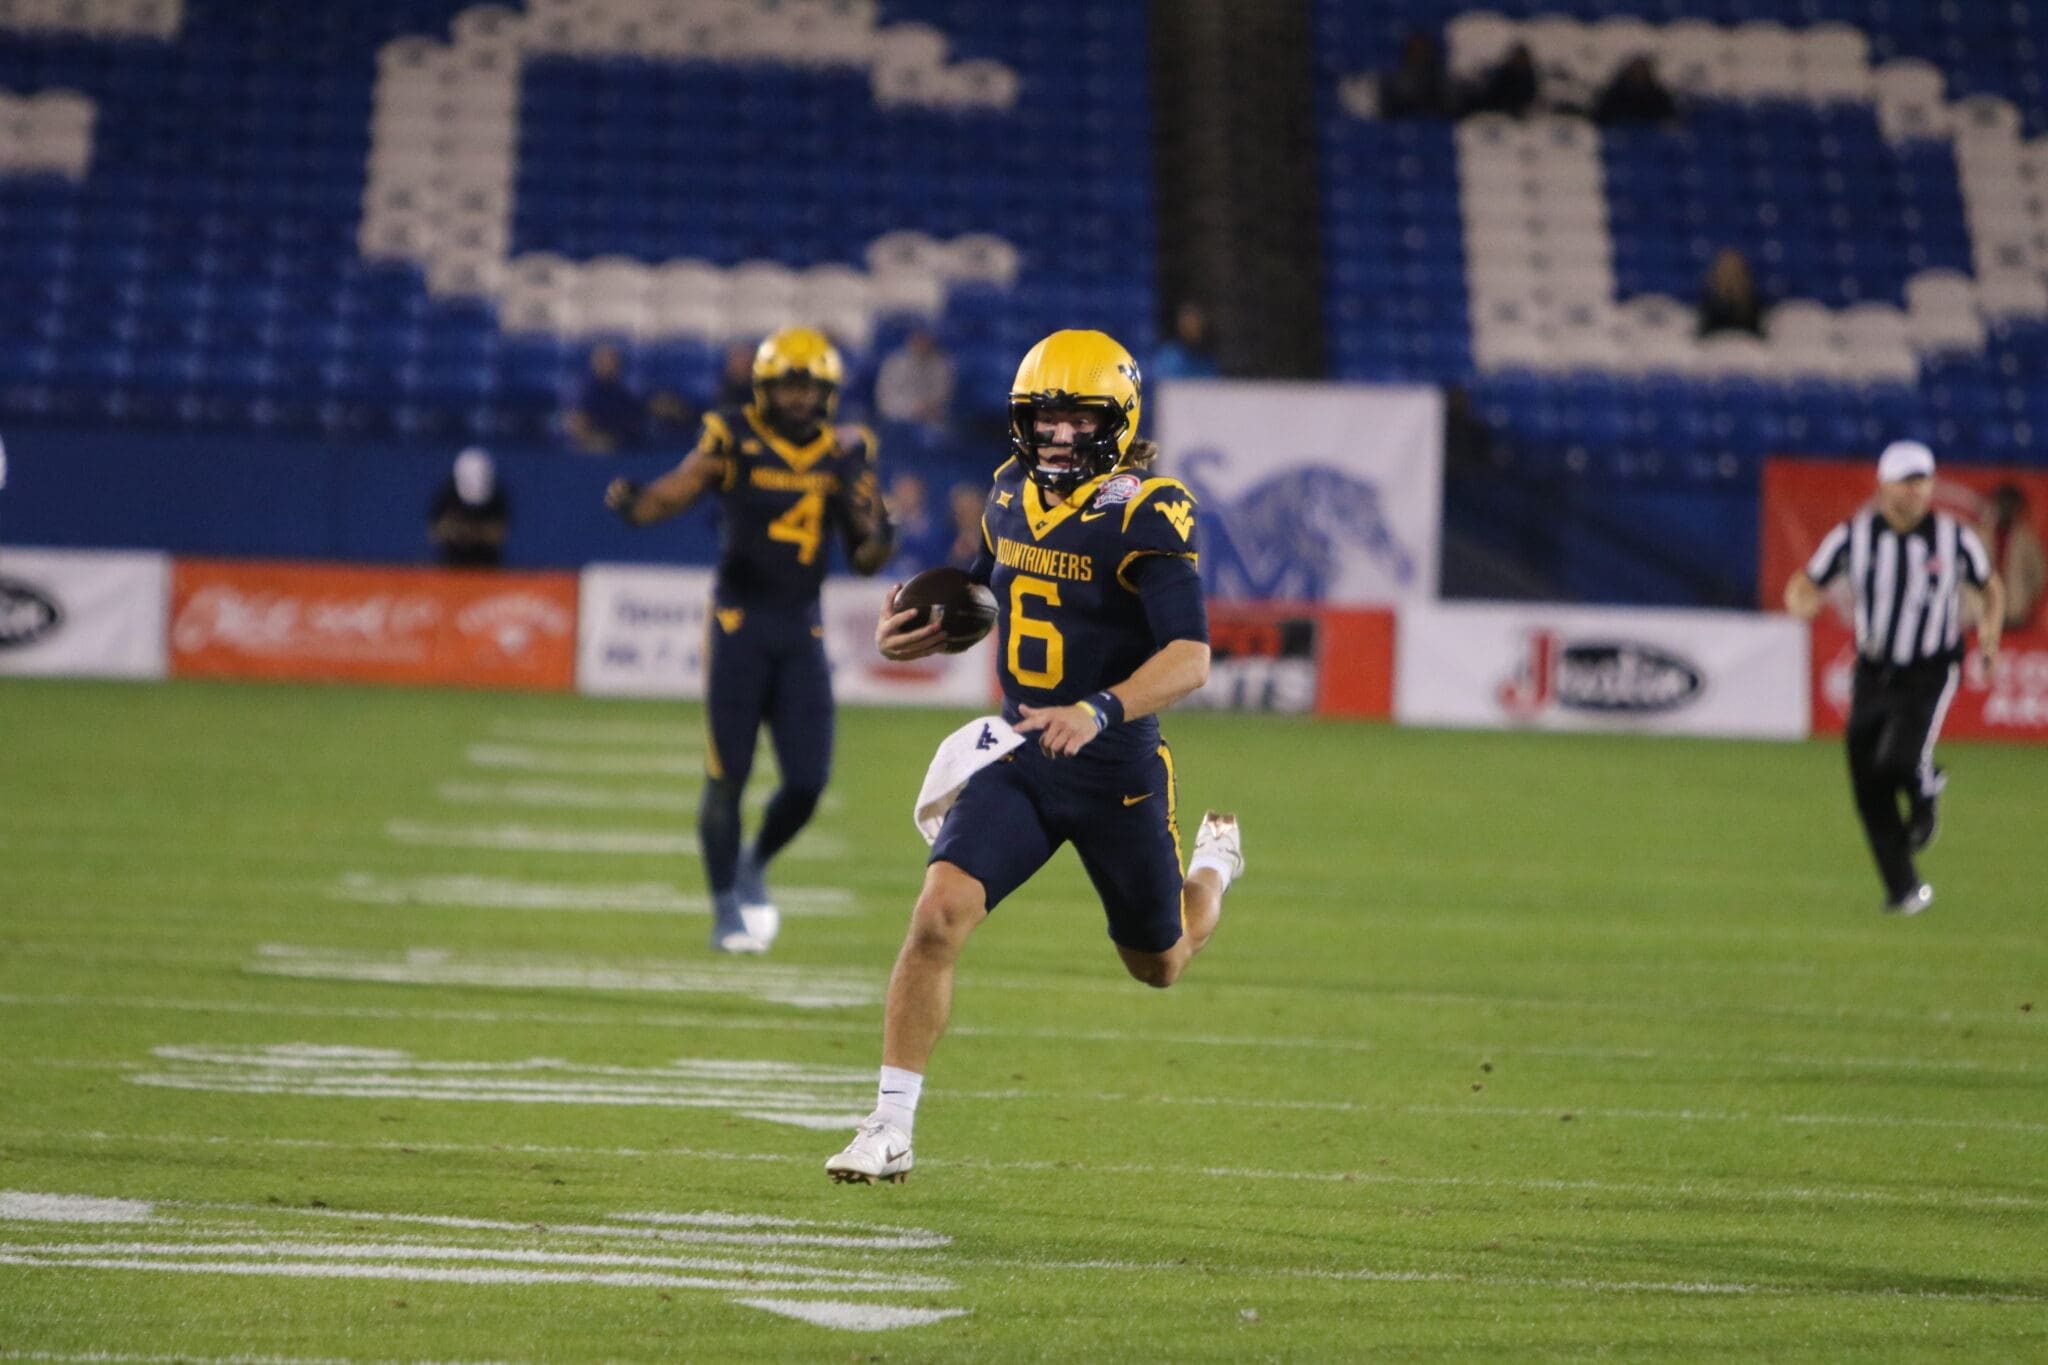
[1786,441,2004,914]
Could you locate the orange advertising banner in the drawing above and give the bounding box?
[1760,458,2048,616]
[1762,458,2048,742]
[1202,602,1394,718]
[171,560,578,691]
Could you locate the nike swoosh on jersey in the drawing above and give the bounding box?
[1122,792,1154,805]
[1079,509,1110,521]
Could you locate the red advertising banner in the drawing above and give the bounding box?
[1763,458,2048,742]
[171,560,578,691]
[1199,603,1394,718]
[1760,457,2048,620]
[1808,616,2048,741]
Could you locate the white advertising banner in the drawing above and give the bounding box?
[1396,602,1810,740]
[819,578,995,708]
[577,565,993,707]
[576,565,715,698]
[0,547,168,678]
[1153,379,1443,604]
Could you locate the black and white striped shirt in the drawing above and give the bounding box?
[1807,510,1992,667]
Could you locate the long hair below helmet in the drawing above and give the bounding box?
[1008,329,1143,494]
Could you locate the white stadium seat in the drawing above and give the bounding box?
[868,266,944,317]
[1658,20,1731,97]
[1728,22,1798,101]
[1589,16,1657,77]
[1874,59,1950,141]
[654,259,731,309]
[865,230,946,275]
[942,233,1021,286]
[1446,11,1516,77]
[728,260,800,311]
[652,295,728,341]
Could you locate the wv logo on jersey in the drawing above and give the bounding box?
[1155,500,1196,542]
[975,724,1000,750]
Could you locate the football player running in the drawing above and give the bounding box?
[607,328,894,953]
[827,329,1244,1184]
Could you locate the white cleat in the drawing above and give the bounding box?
[709,926,770,954]
[734,852,779,947]
[739,902,780,947]
[1884,882,1934,916]
[1192,809,1245,881]
[825,1116,913,1185]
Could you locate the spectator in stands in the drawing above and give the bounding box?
[716,342,757,410]
[1467,42,1539,118]
[1379,30,1454,120]
[647,387,700,448]
[1150,302,1220,380]
[564,344,646,454]
[429,447,508,568]
[884,471,947,576]
[1444,384,1497,470]
[1593,55,1678,126]
[1982,483,2046,629]
[944,481,987,570]
[875,327,956,434]
[1697,248,1766,338]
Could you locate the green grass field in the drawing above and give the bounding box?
[1,677,2043,1362]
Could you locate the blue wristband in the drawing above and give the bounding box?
[1080,690,1125,731]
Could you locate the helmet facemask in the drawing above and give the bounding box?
[1009,391,1130,495]
[757,372,835,434]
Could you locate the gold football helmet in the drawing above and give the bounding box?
[1008,329,1142,493]
[752,327,844,422]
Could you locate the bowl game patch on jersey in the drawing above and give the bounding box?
[1091,473,1144,509]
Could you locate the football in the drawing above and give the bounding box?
[891,566,998,653]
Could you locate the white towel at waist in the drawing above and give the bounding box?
[914,715,1025,845]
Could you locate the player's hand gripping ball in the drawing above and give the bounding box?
[890,567,998,654]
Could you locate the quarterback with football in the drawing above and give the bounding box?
[827,329,1245,1184]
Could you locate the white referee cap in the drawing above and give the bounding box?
[1877,440,1935,483]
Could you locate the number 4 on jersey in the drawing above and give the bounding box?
[768,491,826,564]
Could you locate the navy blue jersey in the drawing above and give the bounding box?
[968,458,1206,765]
[697,405,881,610]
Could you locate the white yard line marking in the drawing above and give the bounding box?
[1067,1091,2048,1137]
[15,1131,2048,1215]
[437,781,694,813]
[735,1300,969,1330]
[129,1046,871,1130]
[383,820,846,858]
[953,1254,2046,1306]
[437,780,835,814]
[250,945,879,1009]
[1,1188,2037,1311]
[0,1195,965,1329]
[167,1204,951,1254]
[2,989,2037,1075]
[0,1193,154,1223]
[113,1041,2048,1138]
[0,1250,923,1296]
[466,745,700,775]
[327,873,855,916]
[0,1354,513,1365]
[0,1242,943,1293]
[487,719,697,745]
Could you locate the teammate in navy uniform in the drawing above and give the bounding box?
[828,329,1246,1183]
[607,328,894,953]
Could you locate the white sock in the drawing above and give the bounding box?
[1188,852,1237,889]
[875,1065,923,1136]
